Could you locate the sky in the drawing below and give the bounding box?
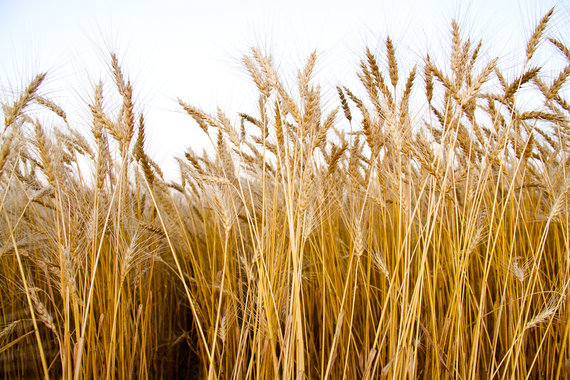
[0,0,566,178]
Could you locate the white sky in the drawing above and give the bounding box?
[0,0,566,178]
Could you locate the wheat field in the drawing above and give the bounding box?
[1,8,570,380]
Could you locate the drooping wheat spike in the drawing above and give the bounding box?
[519,110,566,124]
[526,8,554,61]
[342,86,377,154]
[555,95,570,114]
[370,249,390,280]
[548,179,570,220]
[534,129,557,162]
[276,83,301,125]
[0,320,21,340]
[168,181,184,193]
[549,37,570,62]
[243,55,270,99]
[546,65,570,101]
[500,256,532,284]
[68,129,94,158]
[28,287,56,335]
[239,112,263,130]
[3,73,46,130]
[337,86,352,124]
[217,108,241,147]
[359,58,381,116]
[217,303,236,345]
[257,48,279,84]
[177,99,211,135]
[494,67,508,96]
[410,131,438,177]
[327,141,348,176]
[427,60,459,103]
[503,66,541,101]
[314,107,337,150]
[525,292,560,331]
[456,122,479,163]
[467,58,497,99]
[139,220,166,238]
[34,96,68,125]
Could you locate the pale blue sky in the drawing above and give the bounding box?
[0,0,565,177]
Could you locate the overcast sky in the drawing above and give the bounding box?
[0,0,565,178]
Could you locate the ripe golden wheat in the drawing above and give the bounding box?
[1,8,570,380]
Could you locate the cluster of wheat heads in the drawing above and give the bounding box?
[0,55,196,379]
[1,8,570,380]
